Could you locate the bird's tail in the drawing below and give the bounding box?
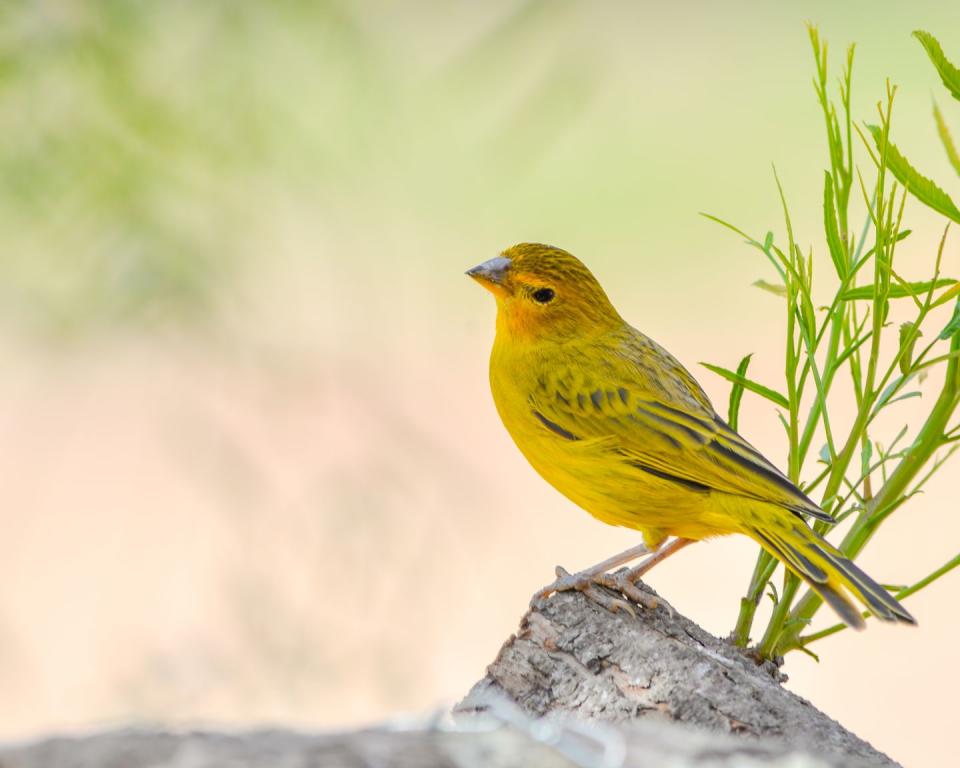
[746,512,915,629]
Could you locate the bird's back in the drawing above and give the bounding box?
[490,320,829,545]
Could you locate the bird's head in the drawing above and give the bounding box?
[467,243,622,341]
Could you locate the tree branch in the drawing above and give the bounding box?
[459,586,899,767]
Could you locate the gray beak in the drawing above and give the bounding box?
[466,256,511,285]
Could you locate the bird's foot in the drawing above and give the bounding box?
[530,539,697,617]
[531,564,658,617]
[596,568,660,612]
[529,543,651,613]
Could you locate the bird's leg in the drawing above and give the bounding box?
[622,537,696,582]
[589,537,696,614]
[531,543,655,615]
[580,538,694,610]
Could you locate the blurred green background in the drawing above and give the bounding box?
[1,2,958,766]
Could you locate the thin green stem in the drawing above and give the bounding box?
[732,553,778,647]
[781,334,960,649]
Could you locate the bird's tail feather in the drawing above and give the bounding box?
[748,517,915,629]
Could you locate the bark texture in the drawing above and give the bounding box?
[458,587,898,767]
[0,721,888,768]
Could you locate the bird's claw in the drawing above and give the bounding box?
[530,565,575,607]
[530,563,655,617]
[597,568,659,612]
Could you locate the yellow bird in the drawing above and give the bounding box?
[467,243,914,629]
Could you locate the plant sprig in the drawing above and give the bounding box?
[705,25,960,658]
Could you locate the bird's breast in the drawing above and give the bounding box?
[486,337,729,537]
[488,342,626,515]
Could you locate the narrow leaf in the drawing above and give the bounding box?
[857,228,913,266]
[832,331,872,370]
[797,645,821,662]
[933,280,960,308]
[871,375,920,419]
[886,391,922,406]
[934,103,960,176]
[866,124,960,223]
[823,172,847,278]
[701,362,790,408]
[777,411,790,434]
[860,439,873,482]
[728,353,753,430]
[841,278,956,301]
[700,212,752,241]
[914,30,960,101]
[753,279,787,297]
[899,322,922,374]
[700,213,786,279]
[767,581,780,605]
[940,298,960,340]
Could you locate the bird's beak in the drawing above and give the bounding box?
[466,256,511,294]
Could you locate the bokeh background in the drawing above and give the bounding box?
[1,2,959,766]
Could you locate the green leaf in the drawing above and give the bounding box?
[841,278,956,301]
[914,30,960,102]
[940,298,960,340]
[899,322,922,374]
[871,376,921,420]
[700,212,752,241]
[856,228,913,266]
[823,172,847,278]
[752,279,787,297]
[934,103,960,176]
[887,391,922,406]
[934,280,960,308]
[832,330,872,371]
[776,411,790,435]
[727,353,753,431]
[866,124,960,224]
[700,213,786,279]
[797,645,820,662]
[860,439,873,479]
[767,581,780,605]
[701,362,789,408]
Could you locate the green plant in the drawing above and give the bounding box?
[705,26,960,660]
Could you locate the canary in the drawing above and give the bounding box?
[467,243,914,629]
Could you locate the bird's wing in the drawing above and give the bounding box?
[530,335,831,522]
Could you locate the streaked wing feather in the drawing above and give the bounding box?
[532,349,831,522]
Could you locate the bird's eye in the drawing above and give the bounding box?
[531,287,555,304]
